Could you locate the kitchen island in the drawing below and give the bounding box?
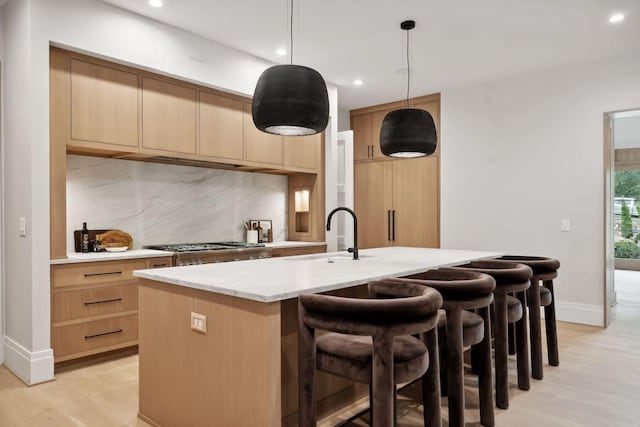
[134,247,501,427]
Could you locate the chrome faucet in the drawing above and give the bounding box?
[326,207,359,260]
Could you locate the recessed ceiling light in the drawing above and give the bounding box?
[609,13,624,23]
[276,48,287,56]
[149,0,163,7]
[354,79,363,86]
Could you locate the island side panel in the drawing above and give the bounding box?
[138,279,281,427]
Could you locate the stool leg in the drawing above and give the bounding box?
[422,328,442,427]
[544,280,560,366]
[493,292,509,409]
[372,335,395,427]
[508,323,516,355]
[439,328,448,397]
[477,305,495,427]
[528,277,543,380]
[298,318,317,427]
[516,290,530,391]
[445,308,465,427]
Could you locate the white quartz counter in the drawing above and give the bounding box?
[134,247,502,302]
[50,249,171,265]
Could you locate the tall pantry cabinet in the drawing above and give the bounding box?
[351,94,440,249]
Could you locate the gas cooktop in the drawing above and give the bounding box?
[145,242,266,252]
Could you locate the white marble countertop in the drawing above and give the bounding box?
[50,249,172,265]
[134,247,502,302]
[50,242,323,265]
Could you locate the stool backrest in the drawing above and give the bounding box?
[450,260,532,291]
[299,281,442,338]
[497,255,559,278]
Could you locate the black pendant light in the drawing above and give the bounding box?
[252,0,329,136]
[380,20,437,158]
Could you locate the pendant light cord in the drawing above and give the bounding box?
[290,0,294,65]
[406,27,410,108]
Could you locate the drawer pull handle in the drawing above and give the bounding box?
[84,329,123,339]
[84,297,123,306]
[84,271,123,278]
[152,263,168,268]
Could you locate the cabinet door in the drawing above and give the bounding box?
[354,162,393,249]
[370,109,389,159]
[244,103,283,165]
[284,133,321,172]
[70,59,139,148]
[412,100,440,156]
[351,113,372,161]
[199,91,244,161]
[392,157,439,247]
[142,77,197,155]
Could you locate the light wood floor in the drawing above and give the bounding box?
[1,274,639,426]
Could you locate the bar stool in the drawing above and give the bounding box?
[450,260,532,409]
[298,280,443,427]
[389,269,496,427]
[497,255,560,379]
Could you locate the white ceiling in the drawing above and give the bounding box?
[100,0,640,110]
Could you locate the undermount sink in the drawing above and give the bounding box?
[285,253,371,262]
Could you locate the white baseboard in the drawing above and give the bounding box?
[3,336,54,385]
[555,301,603,327]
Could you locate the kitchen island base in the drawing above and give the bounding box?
[138,280,366,427]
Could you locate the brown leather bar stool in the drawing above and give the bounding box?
[497,256,560,379]
[298,280,443,427]
[450,260,532,410]
[389,269,496,427]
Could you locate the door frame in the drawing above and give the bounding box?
[604,108,640,327]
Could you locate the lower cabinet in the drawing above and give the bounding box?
[50,256,173,363]
[270,244,327,258]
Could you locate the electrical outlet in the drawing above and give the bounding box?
[190,312,207,333]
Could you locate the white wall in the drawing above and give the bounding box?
[2,0,338,384]
[0,3,5,365]
[441,53,640,326]
[337,108,351,132]
[66,155,287,249]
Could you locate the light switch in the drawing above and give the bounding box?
[19,217,26,237]
[561,219,571,232]
[191,312,207,333]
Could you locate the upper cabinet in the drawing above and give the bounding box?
[284,133,322,172]
[244,103,284,167]
[199,91,244,162]
[351,96,440,162]
[51,48,321,174]
[141,77,197,155]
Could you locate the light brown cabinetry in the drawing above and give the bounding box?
[69,59,139,149]
[283,133,322,172]
[244,103,284,166]
[354,157,439,249]
[352,93,441,250]
[141,77,197,155]
[199,91,245,161]
[270,244,327,258]
[50,256,172,363]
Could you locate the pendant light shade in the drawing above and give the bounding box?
[380,108,437,157]
[252,0,329,136]
[380,20,438,158]
[252,64,329,136]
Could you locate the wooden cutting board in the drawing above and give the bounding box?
[96,230,133,249]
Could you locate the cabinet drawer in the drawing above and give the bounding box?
[52,260,147,288]
[271,245,326,257]
[52,284,138,324]
[53,314,138,360]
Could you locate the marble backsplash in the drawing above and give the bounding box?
[66,155,288,251]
